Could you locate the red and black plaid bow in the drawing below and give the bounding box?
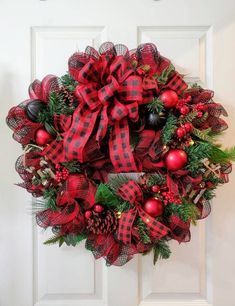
[117,180,170,244]
[63,53,143,172]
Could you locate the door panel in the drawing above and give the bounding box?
[1,1,235,306]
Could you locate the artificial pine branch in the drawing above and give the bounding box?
[60,73,78,92]
[115,201,132,213]
[38,92,74,125]
[137,218,151,244]
[147,98,164,113]
[95,184,120,208]
[43,188,58,211]
[179,111,198,124]
[209,145,235,163]
[147,172,166,186]
[49,92,74,116]
[153,239,171,264]
[44,235,63,245]
[154,63,175,84]
[185,141,212,174]
[161,113,177,144]
[108,174,130,192]
[192,127,214,143]
[63,234,87,247]
[61,161,82,173]
[165,202,200,224]
[202,189,216,201]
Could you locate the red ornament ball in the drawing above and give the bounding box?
[176,127,186,138]
[160,89,179,108]
[143,198,164,217]
[85,210,92,219]
[93,204,104,213]
[151,185,160,193]
[184,122,193,132]
[35,128,53,146]
[165,149,188,171]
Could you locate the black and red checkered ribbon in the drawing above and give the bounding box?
[117,180,170,244]
[57,42,187,172]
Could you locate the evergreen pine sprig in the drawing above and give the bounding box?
[209,145,235,164]
[43,188,58,211]
[44,234,87,247]
[179,111,198,124]
[153,239,171,264]
[108,174,130,192]
[61,161,82,173]
[38,91,74,125]
[147,98,164,113]
[185,141,212,174]
[137,218,151,244]
[165,201,200,224]
[202,189,216,201]
[34,188,58,213]
[48,92,74,116]
[60,73,78,92]
[115,201,131,213]
[147,172,166,186]
[154,63,175,84]
[161,113,178,144]
[44,235,63,246]
[192,127,214,143]
[63,234,87,247]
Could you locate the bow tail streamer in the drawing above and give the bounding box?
[63,105,100,162]
[117,209,138,244]
[109,118,138,172]
[138,208,170,240]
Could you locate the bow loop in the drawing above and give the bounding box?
[98,75,120,104]
[117,180,143,205]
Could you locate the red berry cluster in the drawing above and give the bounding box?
[55,164,69,182]
[176,122,193,138]
[176,96,192,115]
[162,191,182,205]
[192,102,208,118]
[85,204,104,219]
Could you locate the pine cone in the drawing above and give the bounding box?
[60,86,74,106]
[87,211,118,235]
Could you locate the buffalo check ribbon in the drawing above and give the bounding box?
[117,180,170,244]
[63,55,143,172]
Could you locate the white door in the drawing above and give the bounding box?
[1,1,235,306]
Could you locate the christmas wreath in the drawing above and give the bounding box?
[6,42,235,266]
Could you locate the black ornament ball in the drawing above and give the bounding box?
[25,100,46,122]
[145,111,167,130]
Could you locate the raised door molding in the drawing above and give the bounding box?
[31,26,107,79]
[138,26,213,87]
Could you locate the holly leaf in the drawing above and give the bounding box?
[95,184,120,207]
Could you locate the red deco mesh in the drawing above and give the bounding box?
[197,199,211,219]
[85,232,151,266]
[6,100,42,145]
